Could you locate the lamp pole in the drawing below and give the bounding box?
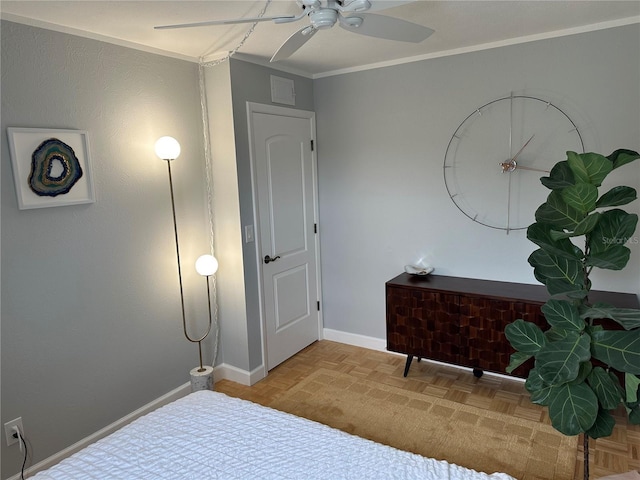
[156,137,215,373]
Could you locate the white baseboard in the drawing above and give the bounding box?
[322,328,389,352]
[213,362,265,386]
[15,381,192,480]
[322,328,523,383]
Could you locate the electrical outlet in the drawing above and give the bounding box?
[4,418,23,446]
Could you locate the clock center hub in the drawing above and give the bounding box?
[500,159,517,173]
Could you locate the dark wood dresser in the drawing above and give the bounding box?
[385,273,639,378]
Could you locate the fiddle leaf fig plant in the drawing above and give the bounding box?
[505,149,640,444]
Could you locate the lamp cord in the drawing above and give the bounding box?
[13,428,28,480]
[196,0,272,368]
[197,62,220,369]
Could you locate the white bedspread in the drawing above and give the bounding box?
[33,390,515,480]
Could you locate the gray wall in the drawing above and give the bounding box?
[204,59,314,375]
[315,24,640,339]
[1,21,210,478]
[228,59,314,372]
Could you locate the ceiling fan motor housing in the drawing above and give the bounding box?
[309,9,339,29]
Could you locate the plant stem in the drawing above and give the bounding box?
[584,434,590,480]
[583,235,592,323]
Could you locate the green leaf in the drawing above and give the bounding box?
[561,183,598,215]
[586,408,616,439]
[625,373,640,403]
[540,160,575,190]
[506,351,532,374]
[528,249,586,296]
[628,403,640,424]
[608,149,640,169]
[581,304,640,330]
[545,327,570,343]
[527,223,583,259]
[573,212,601,236]
[587,247,631,270]
[547,382,598,435]
[541,300,584,331]
[591,329,640,374]
[551,212,601,241]
[587,367,623,410]
[569,361,593,386]
[590,209,638,254]
[587,209,637,270]
[567,151,613,186]
[565,288,590,300]
[596,186,638,208]
[535,190,585,230]
[505,319,546,354]
[536,332,591,385]
[525,369,553,406]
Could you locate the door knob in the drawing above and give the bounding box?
[264,254,281,264]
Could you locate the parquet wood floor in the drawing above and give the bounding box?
[215,340,639,479]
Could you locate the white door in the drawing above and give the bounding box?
[249,105,320,371]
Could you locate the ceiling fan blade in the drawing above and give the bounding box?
[155,13,304,30]
[341,12,433,43]
[351,0,415,13]
[270,27,318,62]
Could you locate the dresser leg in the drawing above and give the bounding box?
[403,355,413,377]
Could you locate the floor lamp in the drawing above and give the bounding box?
[155,136,218,391]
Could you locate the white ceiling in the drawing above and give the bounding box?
[1,1,639,77]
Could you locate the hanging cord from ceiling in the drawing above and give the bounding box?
[199,0,272,68]
[197,63,220,369]
[196,0,272,367]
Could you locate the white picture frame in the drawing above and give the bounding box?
[7,127,95,210]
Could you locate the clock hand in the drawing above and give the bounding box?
[513,165,550,173]
[506,166,512,234]
[511,134,535,163]
[499,134,538,173]
[499,162,550,174]
[504,136,537,234]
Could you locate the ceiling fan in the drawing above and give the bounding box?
[155,0,434,62]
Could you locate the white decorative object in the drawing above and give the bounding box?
[404,264,434,276]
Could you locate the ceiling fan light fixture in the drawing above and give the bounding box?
[341,16,363,28]
[301,26,316,36]
[299,0,321,8]
[340,0,371,12]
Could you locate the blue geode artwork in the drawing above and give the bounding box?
[28,138,83,197]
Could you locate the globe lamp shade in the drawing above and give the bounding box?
[195,254,218,276]
[155,136,181,160]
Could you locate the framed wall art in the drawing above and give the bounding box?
[7,127,95,210]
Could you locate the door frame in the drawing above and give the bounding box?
[246,102,323,380]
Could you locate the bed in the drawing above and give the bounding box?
[32,390,515,479]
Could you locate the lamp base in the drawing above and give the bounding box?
[190,366,214,392]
